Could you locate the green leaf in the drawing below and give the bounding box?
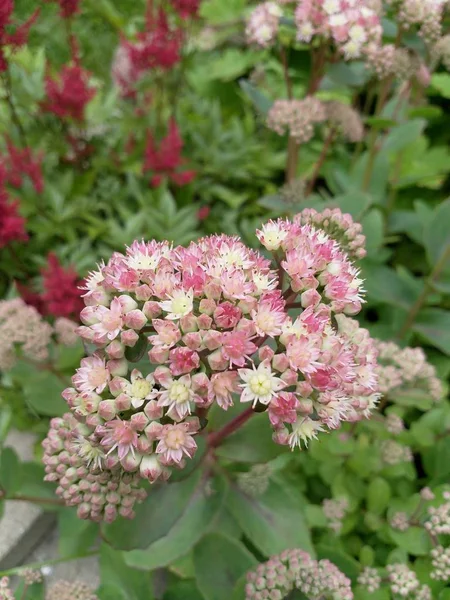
[389,527,431,556]
[239,80,273,117]
[0,405,12,444]
[9,361,67,417]
[99,544,153,600]
[215,412,285,463]
[361,209,384,256]
[316,545,361,580]
[383,120,426,154]
[200,0,246,24]
[423,198,450,274]
[163,580,202,600]
[125,334,149,363]
[58,510,98,557]
[431,73,450,99]
[327,62,370,87]
[227,479,313,557]
[363,263,418,309]
[207,50,260,82]
[104,472,227,570]
[194,533,257,600]
[0,447,22,496]
[413,308,450,355]
[366,478,391,515]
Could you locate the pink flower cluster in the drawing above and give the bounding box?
[43,413,147,522]
[246,549,353,600]
[294,208,366,260]
[45,211,378,518]
[394,0,446,45]
[294,0,382,59]
[246,2,282,47]
[0,298,53,371]
[375,341,444,403]
[267,98,326,144]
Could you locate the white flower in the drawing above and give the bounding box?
[159,288,194,320]
[239,361,284,407]
[256,221,288,251]
[323,0,340,14]
[157,375,196,420]
[289,417,325,449]
[342,39,362,59]
[349,24,367,43]
[297,21,315,42]
[123,369,157,409]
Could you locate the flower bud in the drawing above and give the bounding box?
[124,309,147,330]
[121,329,139,347]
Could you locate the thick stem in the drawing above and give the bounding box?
[305,128,336,196]
[397,245,450,339]
[5,493,66,506]
[286,136,299,183]
[207,407,255,448]
[0,550,99,578]
[362,76,393,192]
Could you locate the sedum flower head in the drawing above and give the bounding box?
[358,567,381,593]
[425,491,450,535]
[430,546,450,581]
[294,208,366,260]
[246,2,282,47]
[294,0,382,58]
[46,580,98,600]
[267,98,326,144]
[376,341,444,402]
[0,577,13,600]
[0,298,53,370]
[45,214,378,511]
[42,413,147,522]
[324,101,364,142]
[386,563,432,599]
[246,548,353,600]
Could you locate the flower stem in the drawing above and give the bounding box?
[2,67,28,147]
[397,244,450,340]
[207,407,255,448]
[305,127,336,196]
[0,550,99,578]
[0,491,65,506]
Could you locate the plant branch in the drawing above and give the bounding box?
[0,550,100,578]
[305,127,336,195]
[1,492,66,506]
[207,407,255,448]
[397,245,450,340]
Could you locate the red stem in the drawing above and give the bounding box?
[207,407,255,448]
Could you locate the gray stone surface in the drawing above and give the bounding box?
[24,527,100,588]
[0,430,54,571]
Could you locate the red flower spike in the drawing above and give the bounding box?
[42,63,96,122]
[41,253,84,318]
[143,119,195,188]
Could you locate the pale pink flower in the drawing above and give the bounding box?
[221,330,258,367]
[99,419,139,461]
[251,292,287,337]
[209,371,239,409]
[156,423,197,465]
[72,353,110,394]
[91,297,124,342]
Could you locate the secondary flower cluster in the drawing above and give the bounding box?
[46,580,98,600]
[245,549,353,600]
[246,0,382,60]
[267,99,364,146]
[359,563,432,599]
[43,61,96,122]
[0,298,53,370]
[43,413,147,522]
[375,341,444,402]
[294,208,366,260]
[0,0,38,71]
